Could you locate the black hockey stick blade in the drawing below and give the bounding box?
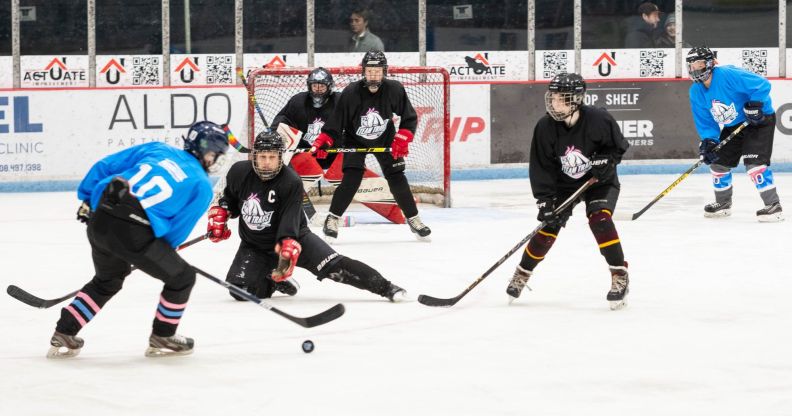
[6,285,78,309]
[192,265,345,328]
[418,178,597,308]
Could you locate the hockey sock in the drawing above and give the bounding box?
[329,168,364,216]
[747,164,780,205]
[518,225,560,270]
[152,268,196,337]
[711,165,733,203]
[588,210,625,267]
[385,172,419,218]
[323,257,392,297]
[55,275,126,335]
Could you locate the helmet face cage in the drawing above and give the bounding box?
[252,131,285,181]
[361,50,388,88]
[545,73,586,121]
[307,68,335,108]
[686,47,715,83]
[184,121,229,172]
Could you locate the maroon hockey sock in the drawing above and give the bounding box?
[588,210,625,266]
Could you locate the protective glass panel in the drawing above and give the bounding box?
[315,0,418,53]
[583,1,675,49]
[20,0,87,54]
[170,0,234,53]
[97,0,162,54]
[684,0,776,48]
[243,0,306,53]
[427,0,527,51]
[536,0,573,50]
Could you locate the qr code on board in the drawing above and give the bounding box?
[542,51,568,79]
[132,57,160,85]
[741,49,767,76]
[639,50,665,77]
[206,55,233,84]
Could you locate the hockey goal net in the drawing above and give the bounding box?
[247,66,451,207]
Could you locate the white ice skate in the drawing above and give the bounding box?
[46,331,84,359]
[145,334,194,357]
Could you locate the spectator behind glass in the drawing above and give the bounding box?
[624,2,661,48]
[654,14,688,48]
[349,9,385,52]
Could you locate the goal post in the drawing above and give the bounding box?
[247,66,451,208]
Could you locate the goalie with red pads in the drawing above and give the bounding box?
[208,130,408,302]
[311,50,431,242]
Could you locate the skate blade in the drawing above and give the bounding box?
[704,209,731,218]
[413,234,432,242]
[609,298,628,311]
[47,345,81,359]
[144,347,194,358]
[323,234,337,244]
[757,213,784,222]
[388,290,412,303]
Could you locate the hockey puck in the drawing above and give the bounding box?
[302,340,314,353]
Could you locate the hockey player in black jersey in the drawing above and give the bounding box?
[506,73,631,310]
[310,50,431,242]
[272,67,339,169]
[208,130,408,302]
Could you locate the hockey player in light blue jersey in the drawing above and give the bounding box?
[687,46,783,222]
[47,121,229,359]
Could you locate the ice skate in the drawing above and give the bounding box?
[46,331,84,359]
[407,215,431,241]
[703,201,731,218]
[385,284,410,302]
[607,263,629,311]
[323,213,340,243]
[756,202,783,222]
[145,334,194,357]
[275,277,300,296]
[506,266,532,303]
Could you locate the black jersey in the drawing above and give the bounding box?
[529,106,630,200]
[272,91,340,148]
[321,79,417,147]
[219,161,310,250]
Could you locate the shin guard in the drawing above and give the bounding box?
[588,210,625,267]
[518,226,559,270]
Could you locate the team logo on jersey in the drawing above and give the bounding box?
[241,193,274,231]
[304,118,324,145]
[356,108,388,140]
[710,99,738,124]
[560,145,591,179]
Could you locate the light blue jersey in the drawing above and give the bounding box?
[77,142,213,248]
[688,65,773,140]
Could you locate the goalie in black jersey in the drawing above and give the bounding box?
[271,67,339,170]
[506,73,631,310]
[207,130,408,302]
[310,50,431,242]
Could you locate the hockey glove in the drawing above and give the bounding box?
[77,200,92,223]
[310,132,334,159]
[698,138,720,165]
[589,153,616,181]
[743,101,766,126]
[537,198,571,228]
[272,238,301,282]
[391,129,414,159]
[207,205,232,243]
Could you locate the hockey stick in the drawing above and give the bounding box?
[191,265,345,328]
[287,147,392,154]
[417,178,598,307]
[624,121,748,221]
[236,67,320,221]
[6,233,210,309]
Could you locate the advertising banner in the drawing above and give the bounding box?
[535,50,576,80]
[581,49,675,79]
[427,51,527,82]
[0,87,248,183]
[96,55,164,87]
[21,55,89,88]
[170,54,236,86]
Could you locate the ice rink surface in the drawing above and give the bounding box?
[1,173,791,416]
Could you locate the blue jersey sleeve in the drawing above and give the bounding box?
[689,86,721,141]
[77,145,150,204]
[734,69,773,114]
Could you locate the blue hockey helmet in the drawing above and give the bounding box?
[184,121,229,172]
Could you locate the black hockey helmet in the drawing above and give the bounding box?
[361,50,388,89]
[686,46,715,83]
[252,129,285,181]
[545,72,586,121]
[183,121,229,172]
[307,67,335,108]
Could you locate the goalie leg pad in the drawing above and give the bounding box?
[588,210,625,267]
[518,225,561,270]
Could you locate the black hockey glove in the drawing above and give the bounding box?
[698,138,720,165]
[76,201,92,223]
[743,101,766,126]
[536,198,571,228]
[589,153,616,181]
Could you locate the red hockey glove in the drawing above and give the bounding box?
[272,238,302,282]
[391,129,414,159]
[207,205,232,243]
[310,132,334,159]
